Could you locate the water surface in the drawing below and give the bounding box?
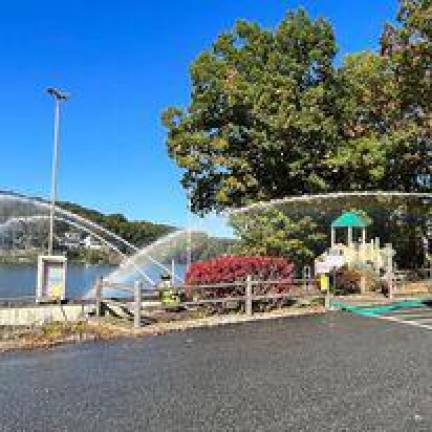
[0,263,114,300]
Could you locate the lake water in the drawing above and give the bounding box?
[0,262,188,300]
[0,263,115,300]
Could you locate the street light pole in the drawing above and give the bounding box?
[47,87,69,255]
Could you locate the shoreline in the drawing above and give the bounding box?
[0,257,116,265]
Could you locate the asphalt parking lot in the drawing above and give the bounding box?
[2,311,432,431]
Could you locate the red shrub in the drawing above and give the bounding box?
[185,256,295,300]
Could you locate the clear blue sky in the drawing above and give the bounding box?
[0,0,398,231]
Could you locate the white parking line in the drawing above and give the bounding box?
[412,318,432,323]
[386,309,432,316]
[375,314,432,331]
[387,309,430,316]
[383,313,432,320]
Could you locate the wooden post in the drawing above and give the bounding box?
[245,275,253,317]
[303,266,311,292]
[302,266,306,291]
[95,277,103,317]
[134,280,142,328]
[325,278,330,310]
[387,245,394,299]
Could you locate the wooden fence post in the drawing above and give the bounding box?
[245,275,253,316]
[303,266,311,292]
[95,277,103,317]
[134,281,142,328]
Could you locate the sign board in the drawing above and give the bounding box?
[316,261,330,275]
[37,256,67,302]
[315,254,346,275]
[320,274,329,292]
[326,254,346,269]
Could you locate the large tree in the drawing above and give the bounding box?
[163,9,340,213]
[337,0,432,192]
[163,1,432,268]
[163,2,432,215]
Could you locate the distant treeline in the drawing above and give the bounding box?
[59,201,175,249]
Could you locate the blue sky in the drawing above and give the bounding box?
[0,0,398,232]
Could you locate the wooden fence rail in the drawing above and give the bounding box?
[95,276,321,328]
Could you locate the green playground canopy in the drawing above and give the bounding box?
[331,211,371,228]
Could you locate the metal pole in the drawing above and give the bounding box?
[47,87,69,255]
[48,99,61,255]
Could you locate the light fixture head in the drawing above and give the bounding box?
[47,87,70,101]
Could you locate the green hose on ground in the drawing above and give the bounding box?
[332,299,425,316]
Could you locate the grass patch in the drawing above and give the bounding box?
[0,321,119,352]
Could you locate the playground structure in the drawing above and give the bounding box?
[315,211,395,277]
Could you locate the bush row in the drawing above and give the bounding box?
[184,256,295,311]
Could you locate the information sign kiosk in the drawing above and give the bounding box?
[37,255,67,302]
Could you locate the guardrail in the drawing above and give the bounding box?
[95,276,321,328]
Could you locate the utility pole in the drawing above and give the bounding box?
[47,87,69,255]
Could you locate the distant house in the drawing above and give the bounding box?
[64,232,81,242]
[82,235,103,251]
[62,231,82,250]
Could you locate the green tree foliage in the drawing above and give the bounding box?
[334,53,396,189]
[336,0,432,192]
[163,9,340,213]
[390,0,432,112]
[163,3,432,214]
[163,1,432,268]
[229,208,326,267]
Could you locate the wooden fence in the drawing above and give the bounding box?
[95,277,322,328]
